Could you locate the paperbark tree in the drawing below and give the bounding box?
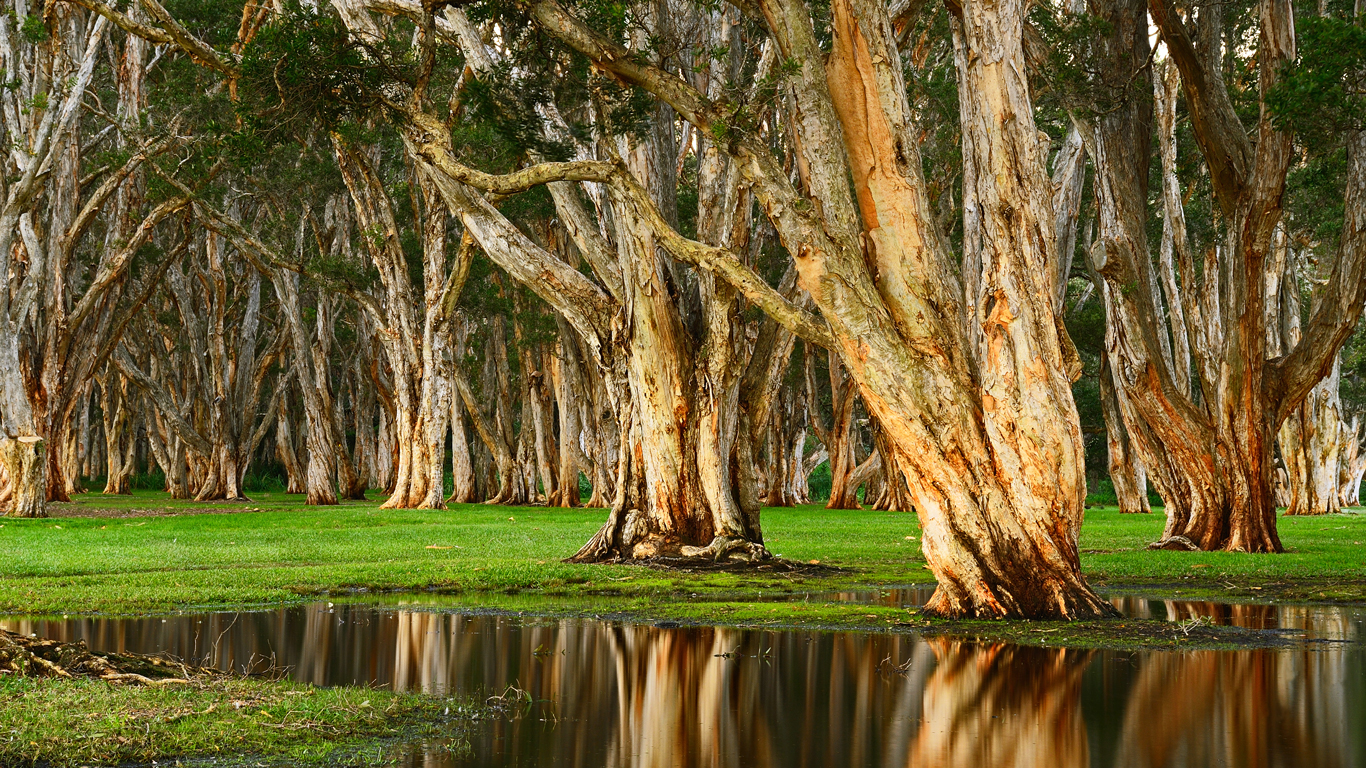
[409,5,775,558]
[1076,0,1366,549]
[501,0,1110,615]
[0,10,110,516]
[1100,356,1151,515]
[332,141,463,508]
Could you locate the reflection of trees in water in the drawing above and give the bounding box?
[907,640,1091,768]
[391,622,1092,768]
[1112,602,1353,768]
[0,607,407,684]
[1107,597,1360,642]
[4,605,1361,768]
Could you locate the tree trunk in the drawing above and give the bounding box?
[569,99,767,561]
[1280,359,1343,516]
[1100,356,1150,514]
[448,318,478,503]
[276,389,308,495]
[1339,417,1364,508]
[0,328,46,516]
[550,320,585,507]
[377,0,1114,613]
[100,374,135,496]
[272,273,338,505]
[0,436,45,518]
[1077,0,1312,553]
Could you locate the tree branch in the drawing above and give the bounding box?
[67,0,237,74]
[608,171,835,349]
[1268,131,1366,424]
[1147,0,1251,216]
[113,346,215,456]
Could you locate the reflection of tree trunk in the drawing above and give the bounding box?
[908,640,1091,768]
[1114,641,1350,768]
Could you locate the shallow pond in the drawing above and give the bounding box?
[4,598,1364,767]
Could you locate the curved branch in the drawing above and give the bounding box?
[58,133,183,263]
[67,196,192,333]
[67,0,237,74]
[113,346,214,456]
[1268,131,1366,423]
[192,202,386,321]
[1147,0,1250,216]
[608,172,835,349]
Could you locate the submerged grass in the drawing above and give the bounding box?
[2,491,1364,637]
[0,673,478,768]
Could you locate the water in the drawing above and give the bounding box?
[4,599,1364,767]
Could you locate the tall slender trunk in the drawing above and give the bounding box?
[447,318,478,503]
[1100,356,1150,514]
[276,387,308,495]
[100,374,135,495]
[272,272,337,505]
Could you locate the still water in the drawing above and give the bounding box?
[4,599,1364,768]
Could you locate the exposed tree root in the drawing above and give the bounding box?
[1148,536,1200,551]
[568,511,774,565]
[632,557,845,576]
[0,629,220,685]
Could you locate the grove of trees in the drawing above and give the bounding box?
[2,0,1363,618]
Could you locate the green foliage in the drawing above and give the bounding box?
[463,62,576,161]
[1268,16,1366,149]
[163,0,248,48]
[1286,144,1348,248]
[305,250,380,292]
[20,13,46,43]
[806,459,831,502]
[463,0,657,145]
[235,3,398,152]
[1027,5,1131,116]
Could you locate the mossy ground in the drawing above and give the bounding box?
[0,673,482,768]
[3,490,1364,649]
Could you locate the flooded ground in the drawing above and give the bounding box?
[4,599,1363,767]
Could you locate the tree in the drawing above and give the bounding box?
[1063,0,1366,550]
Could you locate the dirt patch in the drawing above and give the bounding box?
[46,502,257,519]
[630,557,847,577]
[0,629,226,684]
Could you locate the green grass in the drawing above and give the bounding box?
[2,490,1365,628]
[0,673,477,768]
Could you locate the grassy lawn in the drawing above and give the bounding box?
[0,673,481,768]
[4,497,1360,767]
[2,490,1363,619]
